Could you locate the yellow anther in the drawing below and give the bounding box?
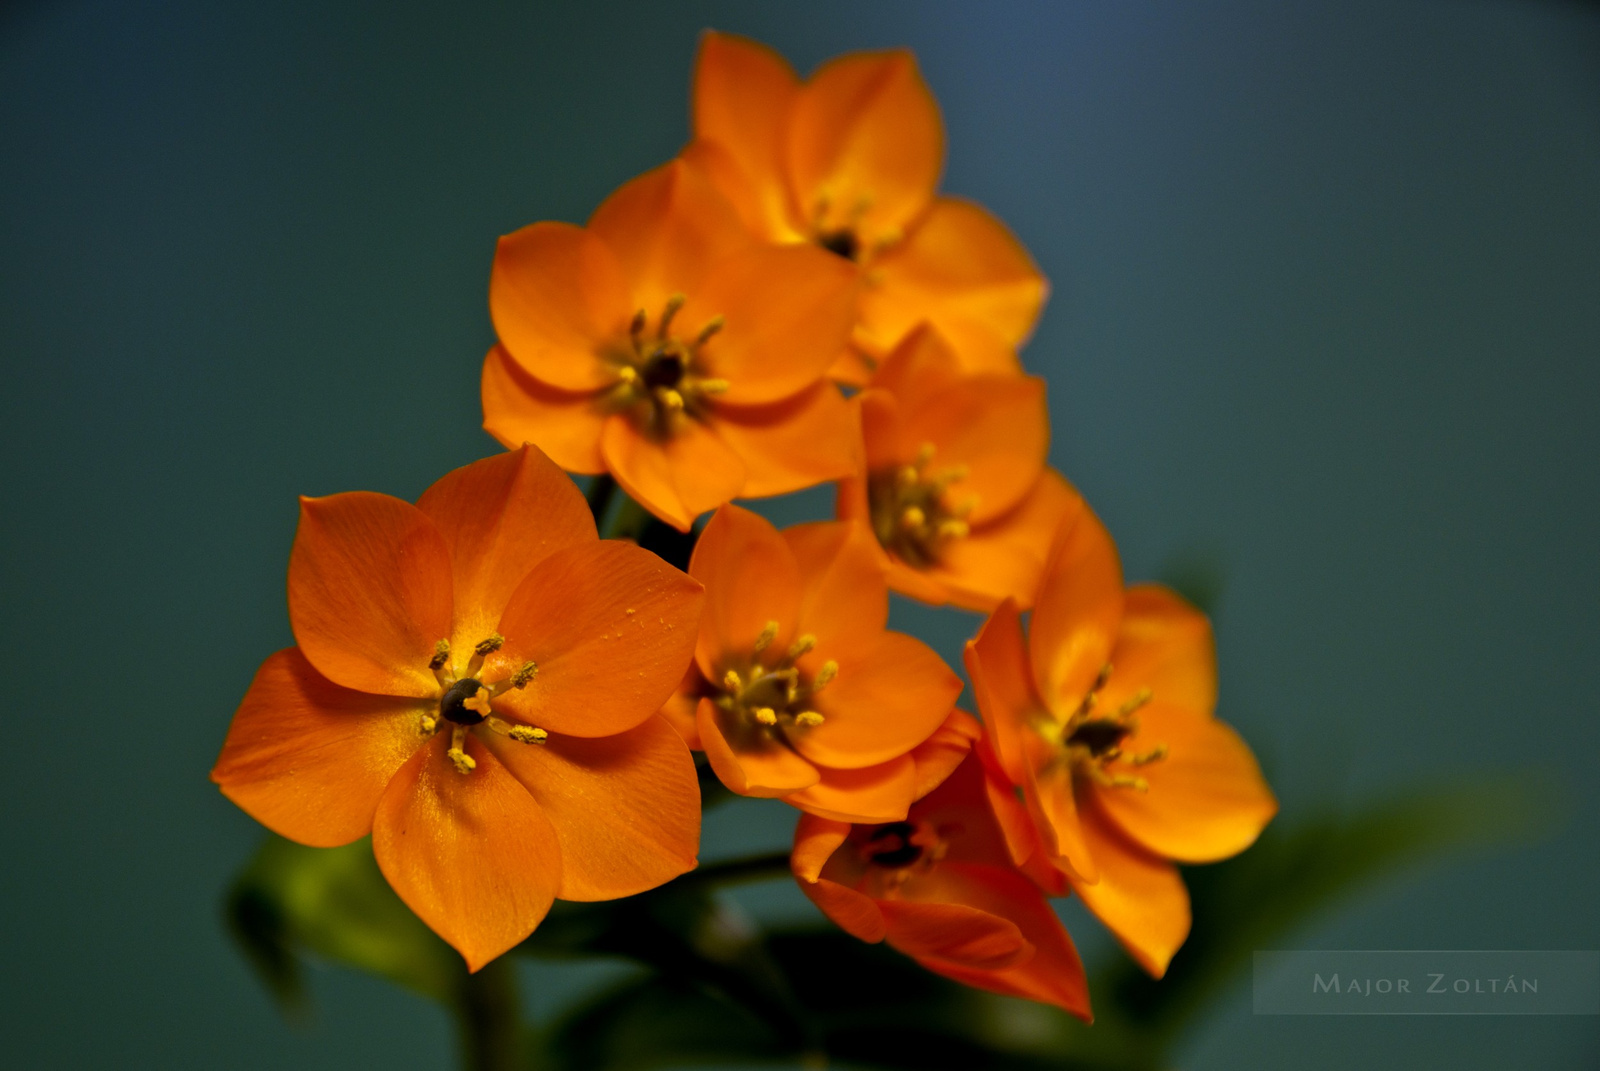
[657,387,685,411]
[1130,744,1167,765]
[447,748,476,774]
[786,634,816,660]
[510,661,538,689]
[1117,688,1153,717]
[658,293,686,337]
[629,308,647,337]
[428,639,450,670]
[697,378,730,394]
[896,465,920,489]
[474,634,504,657]
[935,519,969,540]
[723,669,744,693]
[753,620,780,653]
[419,714,438,736]
[900,506,926,531]
[616,364,641,386]
[933,464,970,488]
[509,725,548,745]
[463,686,493,719]
[753,707,778,726]
[694,316,725,346]
[795,711,825,728]
[812,660,838,691]
[913,442,936,467]
[953,494,980,518]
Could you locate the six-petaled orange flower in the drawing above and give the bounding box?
[484,159,860,531]
[792,752,1092,1017]
[661,504,964,822]
[211,446,706,969]
[965,504,1278,976]
[683,31,1048,383]
[838,325,1081,612]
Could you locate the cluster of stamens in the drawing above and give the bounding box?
[1036,664,1167,792]
[423,634,546,774]
[868,442,978,569]
[714,620,838,740]
[607,293,729,437]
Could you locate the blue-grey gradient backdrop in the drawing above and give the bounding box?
[2,1,1597,1067]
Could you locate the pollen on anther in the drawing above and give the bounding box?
[753,707,778,726]
[812,660,838,690]
[474,634,505,656]
[509,725,548,745]
[795,711,825,728]
[753,620,779,652]
[447,747,476,774]
[510,661,538,689]
[723,669,744,692]
[428,639,450,670]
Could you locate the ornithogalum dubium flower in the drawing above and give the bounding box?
[661,504,964,822]
[212,446,706,969]
[683,31,1047,382]
[965,504,1278,976]
[484,159,859,531]
[837,325,1080,612]
[792,753,1092,1018]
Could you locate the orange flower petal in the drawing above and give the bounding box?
[415,446,597,654]
[696,697,819,797]
[791,812,852,884]
[287,492,453,699]
[782,754,917,824]
[587,159,752,312]
[911,862,1091,1020]
[689,504,801,680]
[485,714,699,902]
[1029,504,1124,717]
[489,540,703,737]
[212,648,425,847]
[689,32,804,241]
[1100,584,1218,717]
[1023,738,1099,884]
[865,324,965,410]
[683,244,857,405]
[371,734,561,971]
[908,708,981,801]
[659,663,705,749]
[711,383,858,498]
[480,344,607,473]
[881,894,1030,971]
[862,196,1047,353]
[928,468,1082,613]
[975,739,1048,873]
[786,49,943,252]
[600,415,747,532]
[796,630,960,770]
[964,598,1045,785]
[783,520,888,653]
[1069,802,1191,978]
[490,221,629,392]
[899,373,1047,525]
[1094,711,1277,863]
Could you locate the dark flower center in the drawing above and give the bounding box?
[816,227,860,262]
[1068,718,1132,757]
[865,822,922,868]
[641,349,685,389]
[439,677,487,725]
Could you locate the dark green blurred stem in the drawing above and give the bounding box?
[585,474,616,524]
[682,850,794,889]
[452,957,522,1071]
[604,494,653,542]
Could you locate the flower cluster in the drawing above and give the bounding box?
[213,32,1276,1019]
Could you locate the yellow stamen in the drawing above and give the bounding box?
[1117,688,1153,717]
[812,660,838,691]
[447,726,475,774]
[935,519,969,540]
[697,378,730,394]
[913,442,935,467]
[753,620,780,653]
[428,639,450,671]
[474,634,504,656]
[509,661,538,689]
[785,634,816,660]
[657,387,685,412]
[419,713,438,735]
[616,364,641,387]
[795,711,825,728]
[508,725,548,745]
[723,669,744,693]
[1130,744,1167,765]
[753,707,778,726]
[658,293,686,338]
[900,506,926,531]
[629,308,647,338]
[694,316,725,346]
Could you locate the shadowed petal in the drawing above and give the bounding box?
[697,697,819,797]
[212,648,426,847]
[486,714,699,901]
[888,863,1032,969]
[964,599,1045,785]
[601,415,746,533]
[481,344,607,473]
[711,384,858,498]
[288,492,453,699]
[930,469,1081,613]
[783,754,917,824]
[372,735,561,972]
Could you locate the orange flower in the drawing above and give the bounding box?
[838,325,1080,612]
[211,447,706,970]
[683,32,1047,383]
[792,753,1091,1018]
[663,504,964,822]
[484,159,860,532]
[964,505,1277,977]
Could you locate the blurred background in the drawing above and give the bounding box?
[2,0,1597,1067]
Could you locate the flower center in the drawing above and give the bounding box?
[854,819,951,898]
[816,227,860,262]
[713,620,838,741]
[867,442,977,569]
[1035,664,1167,792]
[607,293,729,438]
[865,822,922,868]
[421,634,547,774]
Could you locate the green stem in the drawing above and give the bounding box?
[604,493,654,542]
[452,956,522,1071]
[585,474,616,524]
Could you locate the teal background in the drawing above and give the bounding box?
[2,0,1597,1067]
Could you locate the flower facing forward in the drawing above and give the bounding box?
[484,159,860,531]
[211,447,706,969]
[662,504,964,822]
[964,505,1277,976]
[838,325,1080,612]
[683,32,1047,382]
[793,753,1091,1017]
